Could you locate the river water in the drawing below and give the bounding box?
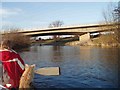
[20,45,119,88]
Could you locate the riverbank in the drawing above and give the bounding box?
[32,34,120,48]
[66,34,120,48]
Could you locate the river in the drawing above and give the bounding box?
[20,45,119,88]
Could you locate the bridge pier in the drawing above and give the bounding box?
[79,33,90,42]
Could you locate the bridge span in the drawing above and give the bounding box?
[18,23,116,43]
[19,24,115,36]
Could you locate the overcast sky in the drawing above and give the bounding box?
[0,1,118,31]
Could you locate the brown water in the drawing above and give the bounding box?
[20,45,119,88]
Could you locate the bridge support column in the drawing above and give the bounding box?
[79,33,90,42]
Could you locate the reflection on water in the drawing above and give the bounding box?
[20,46,119,88]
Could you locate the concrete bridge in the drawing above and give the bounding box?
[19,24,115,36]
[18,23,116,42]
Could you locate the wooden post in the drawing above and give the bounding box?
[19,64,35,90]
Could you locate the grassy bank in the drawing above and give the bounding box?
[91,34,120,47]
[63,34,120,47]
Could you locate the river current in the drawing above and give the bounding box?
[20,45,119,88]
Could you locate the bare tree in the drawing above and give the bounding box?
[114,2,120,23]
[114,2,120,42]
[49,20,64,28]
[102,3,115,24]
[102,2,120,43]
[48,20,64,40]
[2,28,31,51]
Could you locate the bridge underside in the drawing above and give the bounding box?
[25,32,91,43]
[26,32,87,37]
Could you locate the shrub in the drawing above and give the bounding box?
[1,29,31,51]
